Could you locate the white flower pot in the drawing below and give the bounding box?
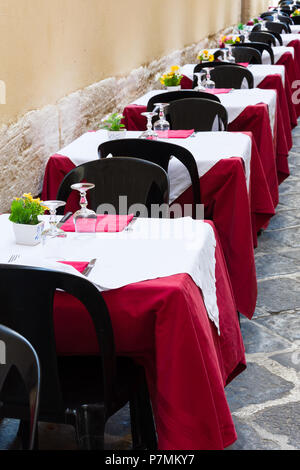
[166,86,181,91]
[107,129,127,140]
[12,221,45,246]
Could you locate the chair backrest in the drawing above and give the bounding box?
[236,42,274,64]
[249,31,276,46]
[265,20,290,33]
[252,23,262,31]
[57,157,169,216]
[192,61,246,88]
[146,90,220,112]
[0,324,40,449]
[231,46,262,64]
[210,65,254,89]
[278,14,293,25]
[167,98,228,132]
[0,265,116,422]
[98,139,201,219]
[260,12,275,20]
[292,16,300,25]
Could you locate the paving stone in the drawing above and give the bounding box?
[279,179,300,195]
[281,249,300,262]
[255,253,299,279]
[271,350,300,373]
[257,278,300,313]
[256,312,300,343]
[252,403,300,449]
[266,212,299,230]
[225,363,293,413]
[279,194,300,209]
[240,318,291,353]
[0,419,19,450]
[262,226,300,249]
[228,417,279,450]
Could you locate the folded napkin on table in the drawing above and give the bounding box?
[157,129,195,139]
[205,88,232,95]
[58,261,89,273]
[60,214,134,233]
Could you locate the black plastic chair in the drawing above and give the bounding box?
[236,42,275,64]
[231,46,262,64]
[0,265,157,450]
[210,65,254,89]
[147,90,221,109]
[192,61,246,88]
[98,139,201,219]
[260,13,275,20]
[292,16,300,25]
[265,20,290,34]
[278,14,293,25]
[57,157,169,217]
[167,98,228,132]
[0,324,40,450]
[252,23,262,32]
[249,31,277,46]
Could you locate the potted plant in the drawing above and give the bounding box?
[9,193,48,245]
[159,65,183,91]
[100,113,126,140]
[197,50,214,64]
[219,35,241,49]
[291,9,300,17]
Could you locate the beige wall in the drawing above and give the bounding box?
[242,0,272,22]
[0,0,269,126]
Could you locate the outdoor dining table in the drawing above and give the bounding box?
[0,214,246,450]
[41,129,275,320]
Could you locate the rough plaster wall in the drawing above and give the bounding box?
[0,28,235,213]
[241,0,272,22]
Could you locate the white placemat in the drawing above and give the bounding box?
[0,215,221,333]
[55,129,252,200]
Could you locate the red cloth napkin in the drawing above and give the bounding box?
[60,214,134,233]
[238,63,249,67]
[205,88,232,94]
[157,129,195,138]
[58,261,89,273]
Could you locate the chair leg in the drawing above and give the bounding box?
[130,369,157,450]
[74,404,106,450]
[18,419,39,450]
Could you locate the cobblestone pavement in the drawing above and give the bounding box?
[0,128,299,451]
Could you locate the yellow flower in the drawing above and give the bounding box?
[170,65,179,73]
[22,192,33,201]
[209,54,214,62]
[222,36,227,42]
[235,37,241,43]
[203,50,208,55]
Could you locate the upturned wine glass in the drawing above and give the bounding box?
[194,72,206,91]
[71,183,97,233]
[42,200,67,238]
[140,112,158,140]
[153,103,170,136]
[203,68,216,89]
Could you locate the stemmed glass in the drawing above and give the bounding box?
[140,112,158,140]
[71,183,97,233]
[153,103,170,136]
[222,47,236,63]
[203,68,216,89]
[42,200,66,238]
[194,72,206,91]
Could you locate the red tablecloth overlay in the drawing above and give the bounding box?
[53,221,246,450]
[43,131,271,320]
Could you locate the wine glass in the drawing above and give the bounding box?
[203,68,216,89]
[194,72,206,91]
[140,112,158,140]
[153,103,170,137]
[42,200,67,238]
[71,183,97,233]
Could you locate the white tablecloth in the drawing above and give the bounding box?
[290,25,300,34]
[56,129,252,200]
[131,88,276,136]
[180,63,285,88]
[280,33,300,47]
[0,214,221,333]
[262,46,294,64]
